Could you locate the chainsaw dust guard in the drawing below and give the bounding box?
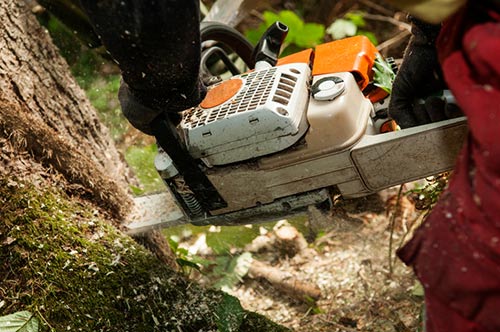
[126,23,467,234]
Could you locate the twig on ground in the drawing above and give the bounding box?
[363,13,411,31]
[248,259,322,302]
[388,185,404,276]
[358,0,397,16]
[377,30,411,52]
[36,307,55,330]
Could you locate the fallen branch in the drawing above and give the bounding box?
[248,259,322,302]
[358,0,396,16]
[363,13,411,31]
[377,30,411,52]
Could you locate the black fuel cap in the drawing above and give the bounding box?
[311,76,345,101]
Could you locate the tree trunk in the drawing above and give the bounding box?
[0,0,131,220]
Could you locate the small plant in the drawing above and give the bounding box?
[372,54,396,93]
[168,237,213,275]
[407,173,450,212]
[0,311,39,332]
[327,11,378,45]
[245,10,325,55]
[210,252,253,292]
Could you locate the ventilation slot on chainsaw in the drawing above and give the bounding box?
[179,63,311,166]
[183,68,277,129]
[272,72,297,106]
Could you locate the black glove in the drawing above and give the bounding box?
[118,82,163,136]
[389,16,461,128]
[118,80,206,136]
[411,95,463,125]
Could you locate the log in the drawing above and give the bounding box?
[248,259,322,302]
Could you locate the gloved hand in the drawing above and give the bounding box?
[411,95,463,125]
[118,82,162,136]
[118,79,206,136]
[389,16,462,128]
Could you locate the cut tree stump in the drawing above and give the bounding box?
[274,225,308,258]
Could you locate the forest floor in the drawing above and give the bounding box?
[173,186,427,332]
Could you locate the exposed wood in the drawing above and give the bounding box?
[274,225,308,257]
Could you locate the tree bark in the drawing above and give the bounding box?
[0,0,131,220]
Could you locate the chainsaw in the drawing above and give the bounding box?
[126,21,467,234]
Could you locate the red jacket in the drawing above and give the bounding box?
[398,4,500,331]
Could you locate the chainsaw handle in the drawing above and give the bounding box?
[200,21,255,69]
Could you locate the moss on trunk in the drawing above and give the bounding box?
[0,178,289,332]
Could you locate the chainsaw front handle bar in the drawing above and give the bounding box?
[200,21,255,69]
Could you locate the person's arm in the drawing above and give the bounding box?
[79,0,204,134]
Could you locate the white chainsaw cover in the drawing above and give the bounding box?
[179,63,311,166]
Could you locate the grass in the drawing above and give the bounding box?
[83,75,130,142]
[124,144,164,195]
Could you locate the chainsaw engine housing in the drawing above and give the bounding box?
[180,63,311,166]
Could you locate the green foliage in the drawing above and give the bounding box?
[372,54,396,93]
[44,16,83,64]
[168,237,213,275]
[0,311,39,332]
[84,75,130,141]
[215,293,246,332]
[245,10,325,55]
[211,252,253,291]
[327,19,357,40]
[124,144,164,195]
[327,11,378,45]
[407,174,450,212]
[411,281,425,297]
[206,226,261,254]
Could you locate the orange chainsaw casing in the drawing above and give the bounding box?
[200,78,243,109]
[312,35,379,89]
[277,36,387,104]
[276,48,314,66]
[277,36,380,91]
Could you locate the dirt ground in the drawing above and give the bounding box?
[180,187,426,332]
